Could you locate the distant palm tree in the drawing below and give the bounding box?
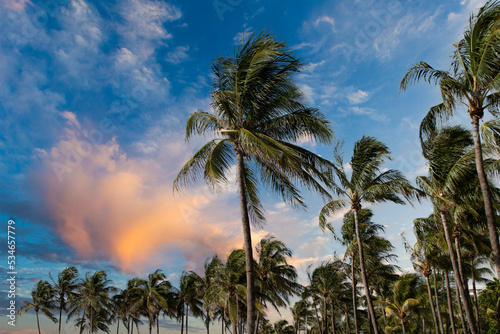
[254,236,301,333]
[205,249,248,334]
[133,269,173,334]
[178,271,204,334]
[400,0,500,281]
[319,137,419,334]
[18,280,58,334]
[385,274,421,334]
[174,31,334,334]
[68,270,116,333]
[50,266,78,334]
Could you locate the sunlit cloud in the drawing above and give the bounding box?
[30,113,247,273]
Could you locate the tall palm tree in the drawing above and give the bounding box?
[400,0,500,280]
[18,280,58,334]
[173,31,334,334]
[415,125,495,334]
[319,137,419,334]
[50,266,79,334]
[68,270,116,333]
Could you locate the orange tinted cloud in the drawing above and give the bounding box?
[32,113,247,273]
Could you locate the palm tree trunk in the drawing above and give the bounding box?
[471,261,481,334]
[157,315,160,334]
[401,318,406,334]
[149,320,152,334]
[471,117,500,280]
[235,150,256,334]
[59,300,63,334]
[331,303,336,334]
[36,311,41,334]
[353,209,379,334]
[425,274,440,334]
[80,313,86,334]
[454,280,466,333]
[186,304,189,334]
[454,235,469,296]
[434,270,445,334]
[323,296,328,334]
[207,310,211,334]
[181,310,184,334]
[422,317,426,334]
[118,319,120,334]
[313,301,323,334]
[440,211,477,334]
[254,309,260,334]
[351,260,359,334]
[444,272,457,334]
[345,310,351,334]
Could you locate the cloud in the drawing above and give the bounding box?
[347,89,369,105]
[314,15,336,32]
[233,27,253,45]
[166,45,190,64]
[29,114,246,273]
[1,0,31,10]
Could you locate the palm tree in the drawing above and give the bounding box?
[403,231,442,334]
[291,299,313,334]
[254,236,301,333]
[178,271,204,334]
[68,270,116,333]
[319,137,419,334]
[133,269,173,334]
[400,0,500,280]
[173,31,334,334]
[50,266,79,334]
[18,280,58,334]
[415,125,496,334]
[205,249,248,334]
[384,274,421,334]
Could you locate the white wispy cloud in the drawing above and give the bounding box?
[314,15,336,32]
[166,45,190,64]
[347,89,369,104]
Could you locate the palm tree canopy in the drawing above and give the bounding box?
[174,31,334,225]
[18,280,58,323]
[400,1,500,141]
[319,136,420,228]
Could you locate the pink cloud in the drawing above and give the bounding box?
[31,114,247,273]
[1,0,32,10]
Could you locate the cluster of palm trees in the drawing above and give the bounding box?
[20,1,500,333]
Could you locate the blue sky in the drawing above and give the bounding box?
[0,0,490,333]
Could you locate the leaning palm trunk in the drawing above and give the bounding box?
[425,274,440,334]
[444,272,457,334]
[313,301,323,334]
[345,309,351,334]
[353,210,379,334]
[439,211,477,334]
[433,270,445,334]
[471,118,500,279]
[235,151,256,334]
[454,281,466,333]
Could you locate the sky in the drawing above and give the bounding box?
[0,0,492,333]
